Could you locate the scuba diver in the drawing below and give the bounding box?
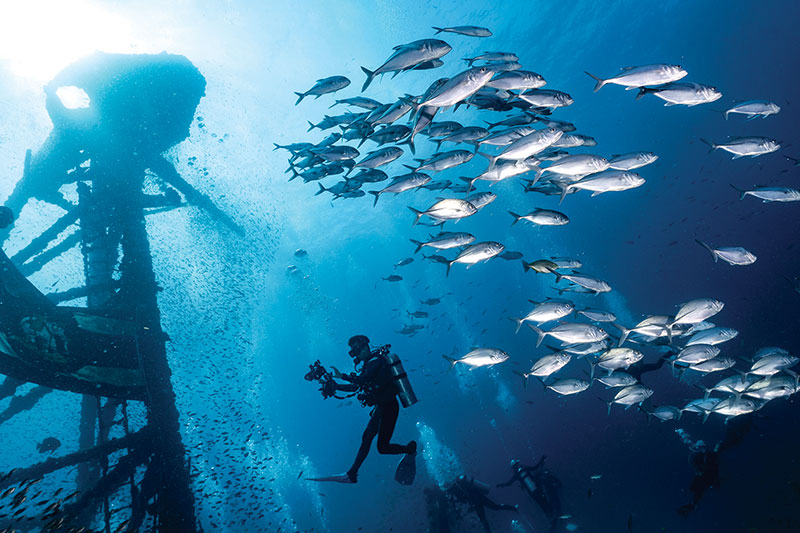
[497,457,562,531]
[676,416,752,516]
[444,474,518,533]
[305,335,417,484]
[627,354,667,385]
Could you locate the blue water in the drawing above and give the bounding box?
[0,1,799,531]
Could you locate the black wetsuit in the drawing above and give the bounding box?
[446,476,517,533]
[678,417,752,516]
[335,354,413,480]
[498,458,562,530]
[627,356,667,384]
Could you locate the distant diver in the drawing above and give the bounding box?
[445,474,518,533]
[497,457,562,530]
[675,417,752,516]
[304,335,418,484]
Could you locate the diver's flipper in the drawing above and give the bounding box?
[305,473,355,483]
[395,452,416,486]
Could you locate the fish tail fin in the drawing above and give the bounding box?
[527,324,545,348]
[508,317,524,334]
[294,92,307,105]
[446,260,453,277]
[307,121,316,132]
[432,26,444,35]
[361,66,376,92]
[272,143,282,151]
[695,239,718,262]
[407,206,424,226]
[369,191,381,207]
[558,183,571,205]
[584,71,607,93]
[512,369,529,388]
[475,151,498,170]
[699,138,717,153]
[463,57,475,67]
[508,210,521,226]
[410,239,424,254]
[484,120,497,129]
[588,358,597,380]
[398,136,416,155]
[288,167,300,182]
[441,354,458,370]
[635,87,654,101]
[606,399,613,416]
[728,183,747,200]
[613,323,630,346]
[522,261,531,273]
[315,183,327,196]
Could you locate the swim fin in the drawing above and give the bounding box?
[395,443,417,486]
[305,473,356,484]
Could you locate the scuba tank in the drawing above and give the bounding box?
[515,464,537,494]
[457,475,491,495]
[380,347,418,408]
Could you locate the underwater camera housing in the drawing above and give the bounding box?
[304,360,337,399]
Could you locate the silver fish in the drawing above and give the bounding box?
[465,192,497,210]
[480,128,563,168]
[355,147,404,169]
[411,232,475,253]
[724,100,780,120]
[696,240,756,265]
[529,322,608,348]
[517,352,572,380]
[432,25,492,37]
[578,308,617,323]
[606,384,653,414]
[594,372,637,388]
[636,82,722,106]
[702,137,780,159]
[510,299,574,333]
[446,242,505,276]
[487,70,546,91]
[409,198,477,225]
[585,64,687,92]
[362,39,452,91]
[608,152,659,171]
[539,154,610,179]
[730,185,800,202]
[408,150,475,172]
[560,171,645,203]
[369,173,431,206]
[443,348,508,369]
[593,348,644,375]
[509,209,569,226]
[518,89,574,108]
[295,75,350,105]
[553,272,611,294]
[685,327,738,346]
[546,378,590,396]
[417,67,496,108]
[670,298,724,327]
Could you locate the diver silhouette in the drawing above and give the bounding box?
[444,474,518,533]
[333,335,417,483]
[305,335,418,484]
[497,457,562,530]
[676,416,753,516]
